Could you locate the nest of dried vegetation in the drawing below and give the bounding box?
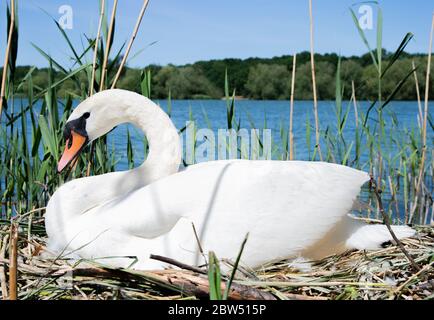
[0,221,432,300]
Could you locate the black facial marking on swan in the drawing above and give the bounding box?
[63,113,90,141]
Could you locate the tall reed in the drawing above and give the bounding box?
[90,0,106,96]
[0,0,15,119]
[111,0,150,88]
[289,54,296,160]
[100,0,118,90]
[308,0,322,161]
[412,13,434,223]
[0,2,432,228]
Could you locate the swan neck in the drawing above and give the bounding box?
[128,104,180,182]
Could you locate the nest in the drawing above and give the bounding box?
[0,222,433,300]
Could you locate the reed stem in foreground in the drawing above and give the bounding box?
[0,235,9,299]
[90,0,106,96]
[289,53,297,160]
[351,81,358,129]
[0,0,15,120]
[308,0,322,161]
[412,13,433,222]
[111,0,150,89]
[370,177,421,272]
[412,60,423,128]
[8,222,18,300]
[421,13,433,170]
[100,0,118,90]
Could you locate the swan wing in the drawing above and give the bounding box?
[74,160,369,266]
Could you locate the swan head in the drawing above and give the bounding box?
[57,90,127,172]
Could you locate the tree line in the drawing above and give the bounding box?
[3,50,433,100]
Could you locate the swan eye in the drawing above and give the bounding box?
[83,112,90,119]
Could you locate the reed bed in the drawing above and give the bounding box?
[0,0,433,300]
[0,217,432,300]
[0,1,433,225]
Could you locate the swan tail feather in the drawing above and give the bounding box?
[345,224,416,251]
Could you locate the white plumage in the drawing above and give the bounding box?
[44,89,415,270]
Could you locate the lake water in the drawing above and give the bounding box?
[2,99,433,223]
[4,99,431,169]
[107,99,430,169]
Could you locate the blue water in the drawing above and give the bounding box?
[1,99,433,223]
[109,99,431,170]
[4,99,431,169]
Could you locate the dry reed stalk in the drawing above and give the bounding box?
[411,14,434,224]
[421,15,433,147]
[99,0,118,90]
[15,207,46,223]
[150,254,206,275]
[0,0,15,120]
[0,235,9,299]
[289,54,297,160]
[308,0,322,161]
[370,177,421,272]
[87,0,107,177]
[8,223,18,300]
[111,0,150,89]
[26,207,34,258]
[236,280,390,288]
[74,285,88,300]
[412,60,423,128]
[351,80,358,129]
[388,175,400,218]
[409,14,434,223]
[378,153,382,187]
[191,222,208,268]
[85,142,95,177]
[90,0,106,96]
[71,156,79,171]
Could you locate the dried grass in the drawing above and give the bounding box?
[0,219,432,300]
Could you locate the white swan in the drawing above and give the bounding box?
[45,89,415,270]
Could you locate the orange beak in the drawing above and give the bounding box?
[57,130,88,172]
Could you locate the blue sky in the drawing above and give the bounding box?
[0,0,433,68]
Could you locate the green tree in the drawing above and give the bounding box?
[153,65,221,99]
[245,64,290,99]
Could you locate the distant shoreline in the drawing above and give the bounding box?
[2,49,432,102]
